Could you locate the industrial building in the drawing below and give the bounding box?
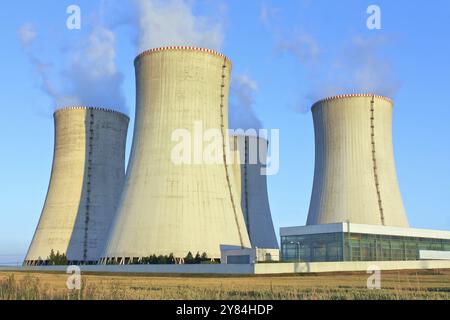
[230,135,278,249]
[281,223,450,262]
[101,47,251,263]
[281,94,450,263]
[24,107,129,266]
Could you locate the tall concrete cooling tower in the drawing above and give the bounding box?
[230,135,278,249]
[102,47,251,263]
[24,107,129,266]
[307,94,409,227]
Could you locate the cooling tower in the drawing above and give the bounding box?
[230,135,279,249]
[102,47,251,263]
[307,94,409,227]
[24,107,129,265]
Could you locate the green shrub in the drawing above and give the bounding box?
[184,252,195,264]
[47,250,68,266]
[194,252,202,264]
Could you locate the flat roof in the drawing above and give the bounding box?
[280,223,450,240]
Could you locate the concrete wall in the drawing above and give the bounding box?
[103,47,251,261]
[254,260,450,274]
[25,108,129,264]
[3,260,450,275]
[0,264,254,275]
[230,135,278,249]
[420,250,450,260]
[307,94,409,227]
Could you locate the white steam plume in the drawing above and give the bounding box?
[19,23,63,109]
[19,22,126,114]
[132,1,263,130]
[260,1,280,25]
[60,25,126,112]
[229,74,263,131]
[19,23,37,48]
[133,0,224,52]
[279,33,400,113]
[278,32,320,66]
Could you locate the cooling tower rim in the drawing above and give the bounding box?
[135,46,232,65]
[54,106,129,120]
[230,133,269,141]
[312,94,393,109]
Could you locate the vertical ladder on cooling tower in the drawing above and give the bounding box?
[219,59,245,248]
[370,95,385,226]
[84,110,94,262]
[243,137,250,234]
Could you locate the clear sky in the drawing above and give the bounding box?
[0,0,449,265]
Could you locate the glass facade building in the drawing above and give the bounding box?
[281,224,450,262]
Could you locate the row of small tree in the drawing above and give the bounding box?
[140,252,214,265]
[46,250,217,265]
[184,252,211,264]
[141,253,176,264]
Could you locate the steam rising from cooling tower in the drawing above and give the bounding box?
[19,23,127,114]
[134,0,224,52]
[278,34,400,113]
[24,107,129,265]
[307,94,409,227]
[102,47,251,263]
[230,135,278,249]
[229,75,263,131]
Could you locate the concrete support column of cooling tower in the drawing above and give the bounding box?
[102,47,251,261]
[24,107,129,265]
[230,135,279,249]
[307,94,409,227]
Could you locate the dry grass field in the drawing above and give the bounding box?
[1,269,450,300]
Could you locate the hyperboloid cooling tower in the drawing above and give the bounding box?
[307,94,409,227]
[24,107,129,266]
[230,135,278,249]
[102,47,251,263]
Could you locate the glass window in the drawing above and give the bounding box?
[281,233,343,262]
[281,233,450,262]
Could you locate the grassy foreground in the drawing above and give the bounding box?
[1,269,450,300]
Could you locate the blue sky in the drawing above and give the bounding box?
[0,0,449,264]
